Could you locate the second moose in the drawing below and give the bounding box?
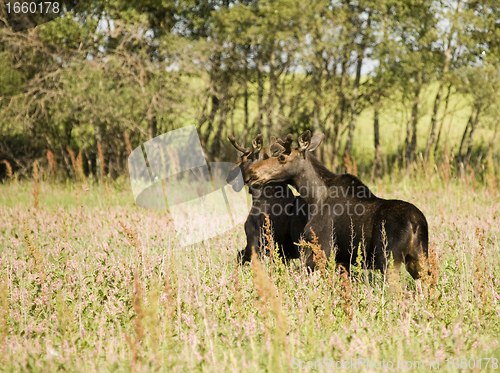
[226,134,308,264]
[244,131,429,279]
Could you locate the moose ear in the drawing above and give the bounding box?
[297,130,312,152]
[277,134,294,153]
[308,133,324,152]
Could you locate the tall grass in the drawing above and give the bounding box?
[0,166,499,372]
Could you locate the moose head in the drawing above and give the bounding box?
[244,130,324,188]
[226,134,290,191]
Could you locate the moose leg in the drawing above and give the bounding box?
[375,251,403,279]
[380,222,428,280]
[373,222,407,278]
[373,202,429,280]
[237,246,255,265]
[405,218,429,279]
[238,237,260,265]
[277,229,300,263]
[301,220,333,272]
[405,255,425,279]
[238,233,261,264]
[238,214,263,265]
[403,229,429,279]
[237,248,249,264]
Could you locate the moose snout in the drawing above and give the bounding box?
[244,168,264,189]
[227,164,246,192]
[226,165,241,184]
[243,167,256,184]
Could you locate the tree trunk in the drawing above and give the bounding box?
[203,91,219,146]
[424,48,451,161]
[108,155,114,179]
[267,51,276,135]
[313,103,322,162]
[312,58,322,162]
[257,56,264,135]
[486,120,499,158]
[59,144,72,179]
[212,100,227,162]
[464,106,481,165]
[458,111,473,161]
[202,67,219,147]
[196,95,210,139]
[344,12,371,157]
[486,120,500,158]
[84,148,94,180]
[238,60,250,146]
[331,50,349,171]
[405,73,422,165]
[434,83,452,156]
[148,115,157,140]
[94,123,103,181]
[210,71,232,161]
[344,51,360,156]
[372,91,382,178]
[244,68,249,130]
[424,81,443,161]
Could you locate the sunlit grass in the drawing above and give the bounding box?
[0,168,499,372]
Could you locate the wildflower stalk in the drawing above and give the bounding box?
[1,160,13,181]
[0,274,8,351]
[125,270,145,373]
[338,265,353,325]
[250,249,290,370]
[474,228,492,312]
[32,162,39,210]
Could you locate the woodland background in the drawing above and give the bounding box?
[0,0,499,182]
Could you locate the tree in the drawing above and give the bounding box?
[389,0,437,165]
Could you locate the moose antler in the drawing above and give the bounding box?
[277,133,294,153]
[252,134,263,152]
[228,135,250,154]
[270,136,285,154]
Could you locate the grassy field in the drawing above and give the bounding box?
[0,167,499,372]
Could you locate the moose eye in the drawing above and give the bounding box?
[278,154,286,162]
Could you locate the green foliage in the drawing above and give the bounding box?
[0,0,499,181]
[0,55,24,96]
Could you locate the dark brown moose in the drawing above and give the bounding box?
[226,134,308,264]
[244,131,429,279]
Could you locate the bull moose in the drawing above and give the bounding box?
[244,131,429,279]
[226,134,308,264]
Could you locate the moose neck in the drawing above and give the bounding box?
[291,153,333,206]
